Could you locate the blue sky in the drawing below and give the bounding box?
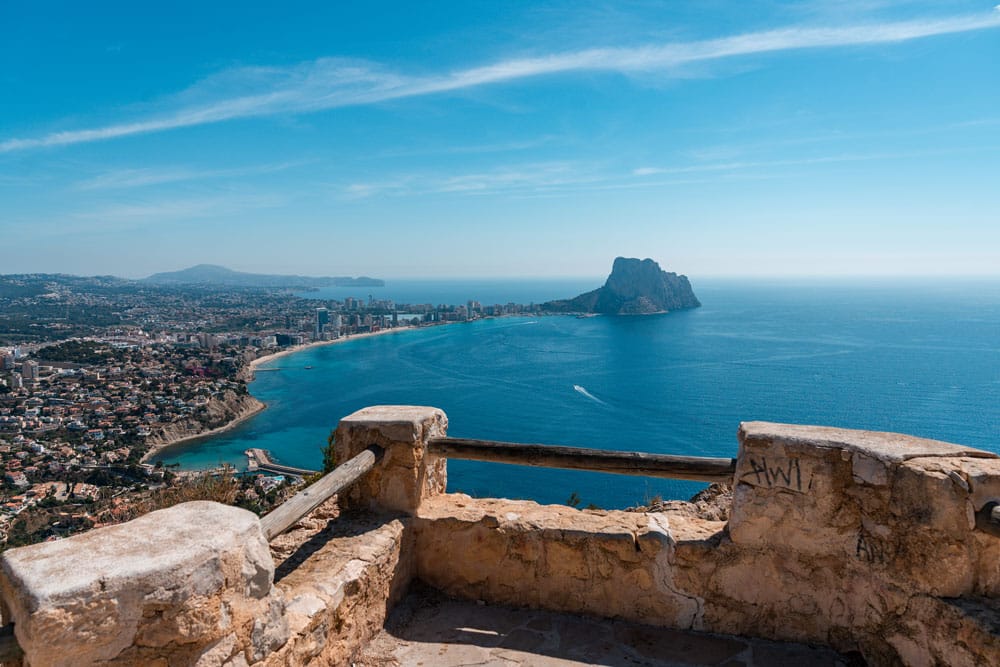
[2,1,998,278]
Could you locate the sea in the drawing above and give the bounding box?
[153,278,1000,509]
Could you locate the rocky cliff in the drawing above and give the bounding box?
[143,391,265,454]
[543,257,700,314]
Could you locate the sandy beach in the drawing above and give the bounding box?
[247,326,424,375]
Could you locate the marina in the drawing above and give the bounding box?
[245,448,318,478]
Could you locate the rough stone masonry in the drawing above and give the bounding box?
[1,406,999,665]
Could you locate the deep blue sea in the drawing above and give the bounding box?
[154,278,1000,509]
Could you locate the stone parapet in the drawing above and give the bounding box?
[404,418,1000,664]
[730,422,1000,597]
[413,495,710,628]
[1,409,998,666]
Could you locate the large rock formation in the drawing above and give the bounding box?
[543,257,699,314]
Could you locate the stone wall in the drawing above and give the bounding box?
[407,421,1000,665]
[2,406,999,666]
[0,503,414,667]
[412,495,704,627]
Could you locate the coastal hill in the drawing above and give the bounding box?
[542,257,700,314]
[144,264,384,289]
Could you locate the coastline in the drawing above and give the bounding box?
[139,396,267,464]
[148,324,449,467]
[247,326,421,376]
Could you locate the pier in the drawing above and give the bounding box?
[244,448,317,477]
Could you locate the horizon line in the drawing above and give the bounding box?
[5,270,1000,282]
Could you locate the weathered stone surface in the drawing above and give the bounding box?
[356,590,852,667]
[713,421,1000,661]
[739,421,997,464]
[730,423,1000,597]
[4,409,1000,667]
[333,405,447,514]
[194,633,238,667]
[413,495,704,628]
[261,514,413,666]
[632,483,732,522]
[0,501,274,667]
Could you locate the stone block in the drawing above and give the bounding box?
[719,421,1000,659]
[333,405,448,513]
[730,422,998,568]
[0,501,273,667]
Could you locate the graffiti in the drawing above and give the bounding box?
[743,457,804,491]
[856,530,892,565]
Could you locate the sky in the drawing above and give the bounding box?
[1,1,999,279]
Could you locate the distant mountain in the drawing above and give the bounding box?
[143,265,383,289]
[542,257,700,314]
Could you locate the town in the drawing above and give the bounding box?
[0,273,543,548]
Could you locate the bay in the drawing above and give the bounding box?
[154,278,1000,509]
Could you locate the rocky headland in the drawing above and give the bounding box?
[140,391,265,463]
[543,257,700,314]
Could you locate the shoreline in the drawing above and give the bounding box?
[140,397,267,464]
[149,323,455,468]
[247,326,424,376]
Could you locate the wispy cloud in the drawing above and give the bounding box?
[6,192,286,241]
[3,11,999,153]
[631,145,1000,177]
[631,153,895,176]
[71,192,285,229]
[374,136,560,159]
[343,162,597,198]
[73,161,305,190]
[344,143,1000,199]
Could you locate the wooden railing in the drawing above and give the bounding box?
[260,445,383,541]
[257,437,734,542]
[427,437,735,483]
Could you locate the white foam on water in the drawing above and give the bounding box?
[573,384,607,405]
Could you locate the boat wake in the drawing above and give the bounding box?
[573,384,607,405]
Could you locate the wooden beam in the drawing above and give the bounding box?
[428,438,735,483]
[260,445,382,541]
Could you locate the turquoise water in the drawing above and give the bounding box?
[155,279,1000,509]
